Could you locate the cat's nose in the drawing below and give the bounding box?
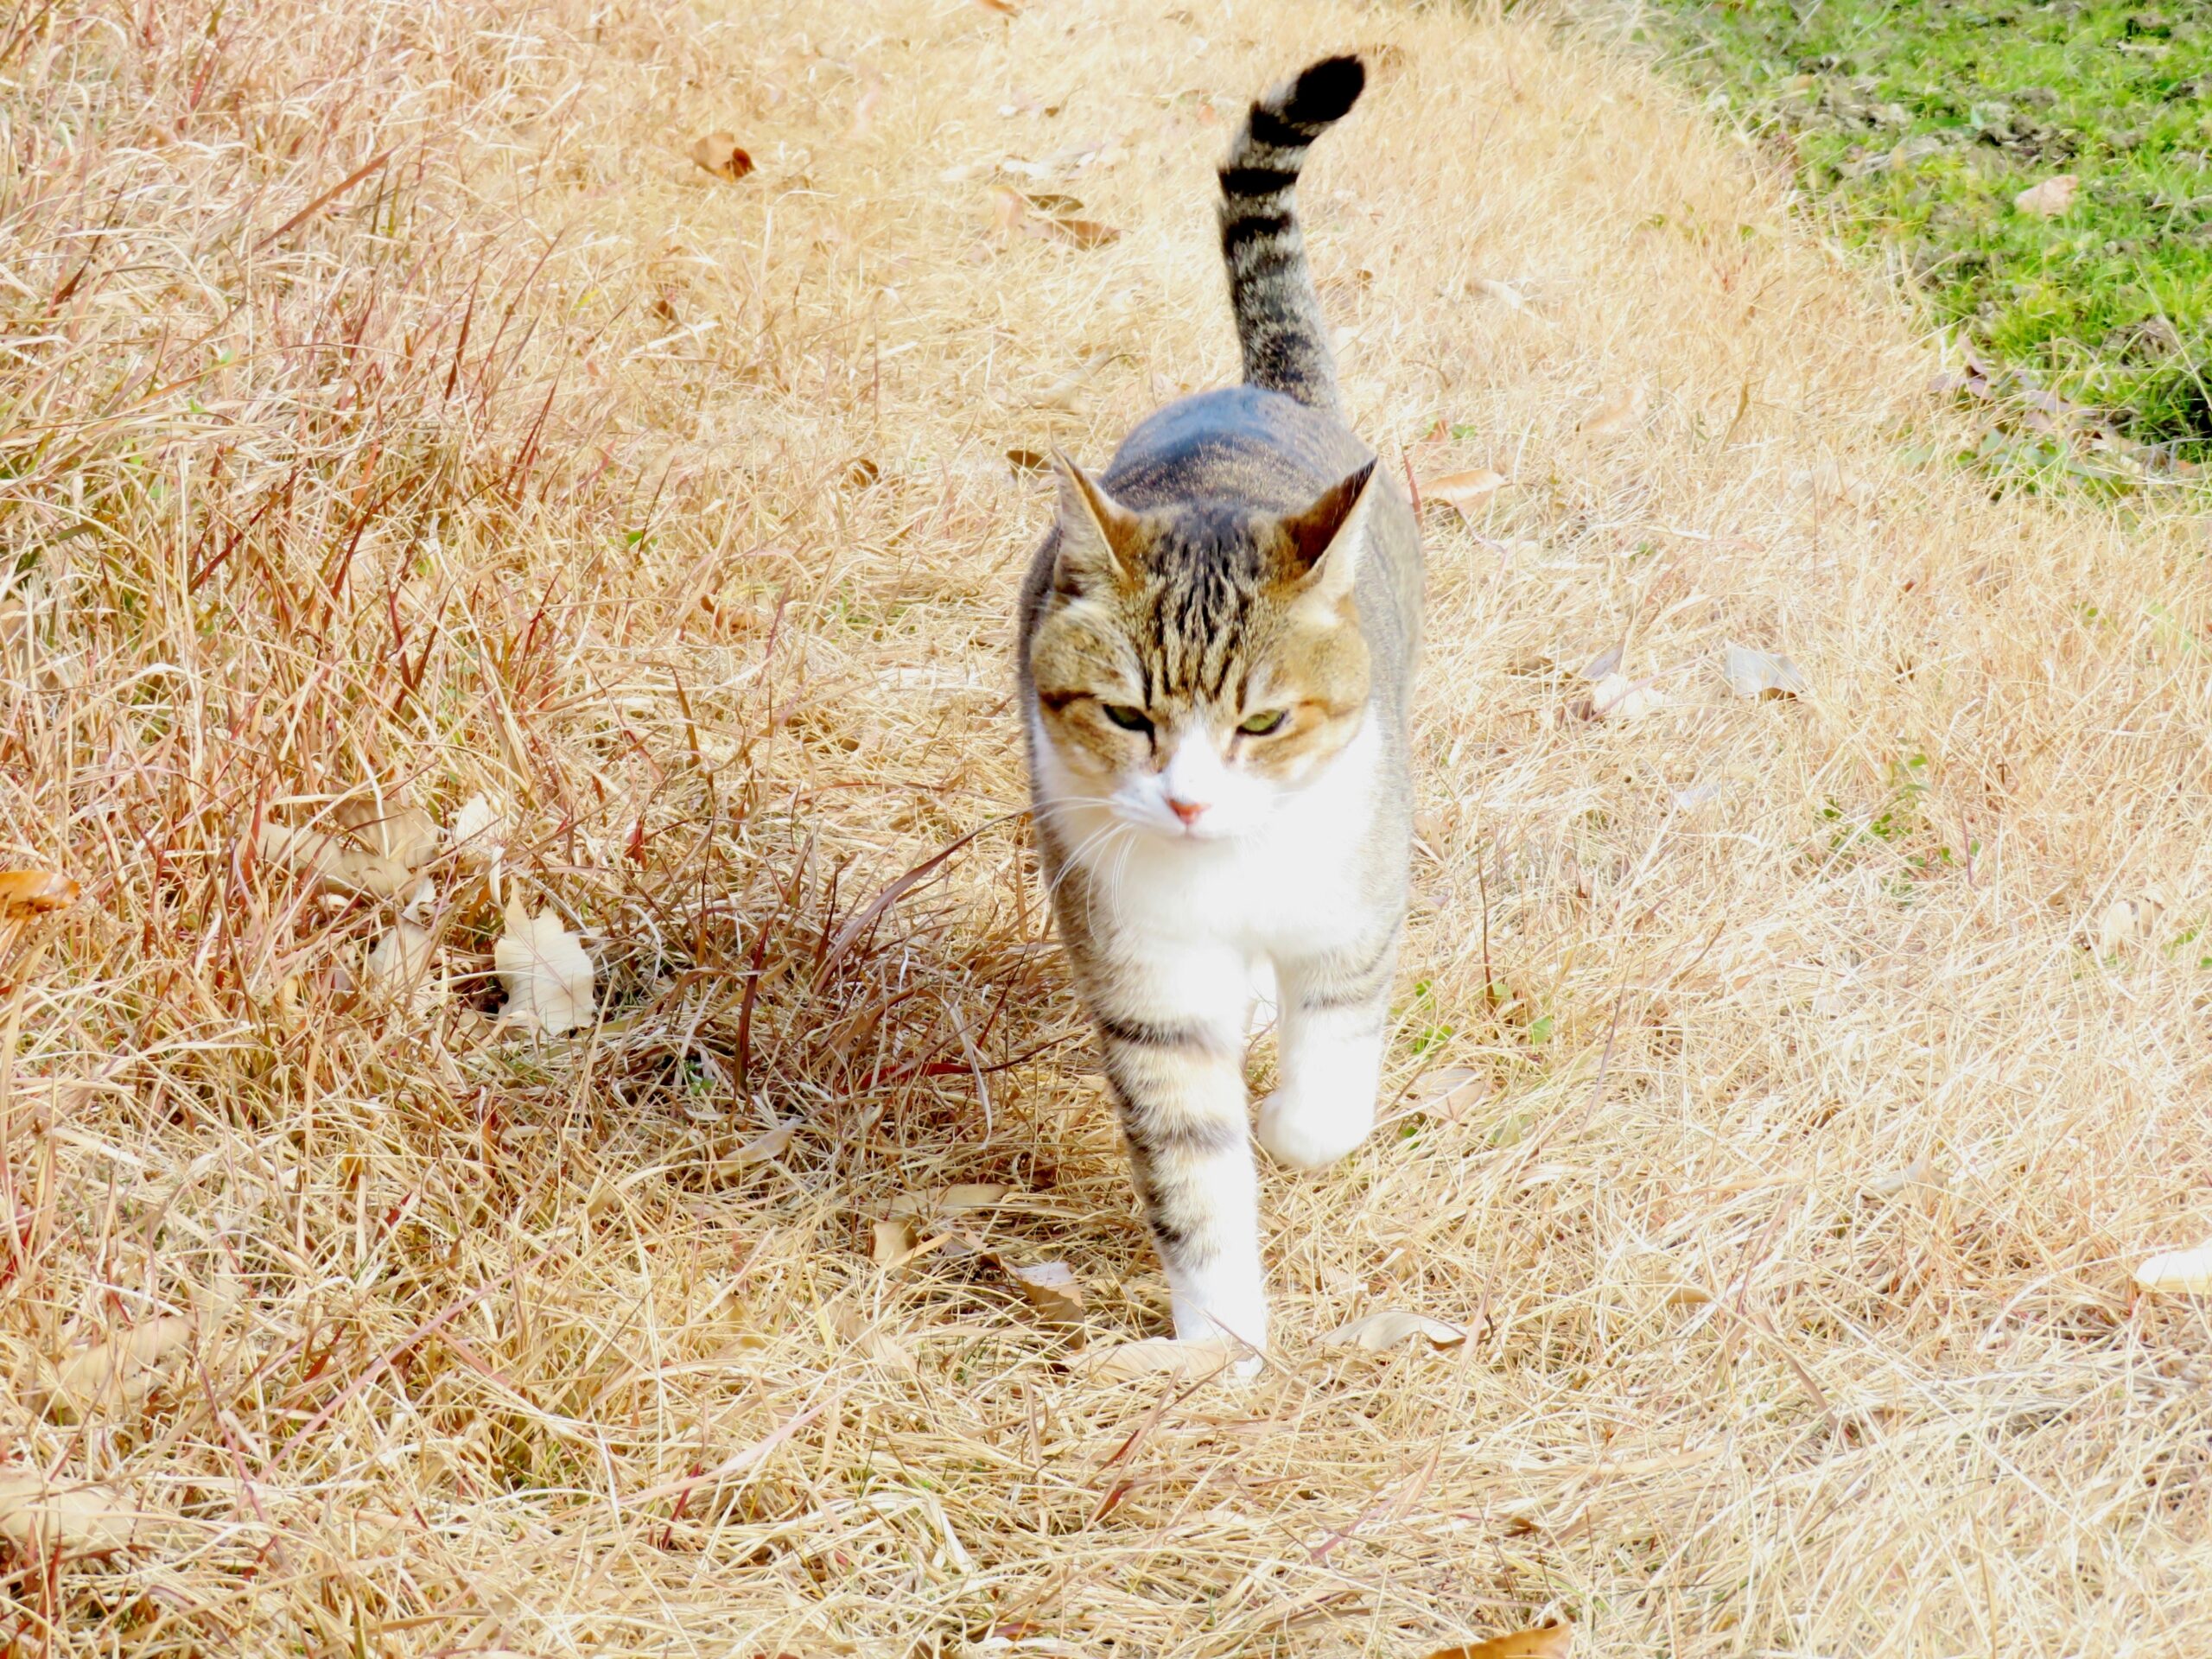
[1167,797,1209,827]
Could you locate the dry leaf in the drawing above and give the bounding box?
[2135,1240,2212,1295]
[0,1471,142,1557]
[872,1217,916,1266]
[365,919,441,1010]
[1586,671,1669,720]
[1045,215,1121,249]
[48,1317,194,1421]
[1579,644,1624,682]
[1722,642,1809,700]
[493,895,594,1036]
[1424,1621,1573,1659]
[2096,897,2158,956]
[1007,1259,1085,1324]
[975,0,1021,13]
[447,791,510,863]
[1475,277,1529,310]
[1319,1308,1466,1351]
[987,182,1030,234]
[1408,1065,1491,1121]
[337,798,439,868]
[857,1328,915,1370]
[689,131,754,181]
[1580,387,1643,435]
[257,822,414,899]
[2013,174,2078,217]
[0,869,79,914]
[890,1183,1011,1220]
[1424,468,1505,519]
[1081,1338,1234,1381]
[1005,448,1051,474]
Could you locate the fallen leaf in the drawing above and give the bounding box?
[1319,1309,1466,1352]
[857,1329,915,1370]
[256,801,436,899]
[2135,1240,2212,1295]
[1407,1065,1491,1121]
[1585,671,1668,720]
[1081,1338,1234,1381]
[1578,645,1624,682]
[493,895,594,1036]
[448,791,510,863]
[987,182,1031,234]
[0,1471,142,1558]
[1475,277,1529,310]
[0,869,79,915]
[689,131,754,181]
[1424,1621,1573,1659]
[891,1183,1011,1221]
[1721,642,1809,700]
[975,0,1021,13]
[1045,215,1121,249]
[1423,468,1506,519]
[1007,1259,1085,1324]
[365,919,441,1011]
[48,1317,194,1421]
[2096,897,2158,956]
[1005,448,1051,474]
[729,1122,798,1166]
[1580,387,1643,435]
[2013,174,2078,217]
[872,1217,916,1266]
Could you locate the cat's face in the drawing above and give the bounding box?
[1027,455,1374,842]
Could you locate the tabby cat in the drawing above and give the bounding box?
[1017,54,1421,1361]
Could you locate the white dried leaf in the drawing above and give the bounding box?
[493,896,594,1036]
[2096,897,2158,956]
[447,791,511,863]
[2135,1240,2212,1295]
[1587,671,1668,720]
[2013,174,2078,217]
[1007,1259,1085,1324]
[1423,468,1505,520]
[47,1316,194,1421]
[1081,1338,1234,1381]
[1474,277,1529,310]
[365,919,442,1012]
[1722,642,1809,700]
[1408,1065,1490,1121]
[1319,1308,1466,1352]
[0,1471,143,1556]
[1580,387,1643,435]
[889,1183,1011,1220]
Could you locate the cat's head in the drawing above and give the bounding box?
[1026,452,1376,842]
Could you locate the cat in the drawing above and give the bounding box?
[1016,54,1421,1363]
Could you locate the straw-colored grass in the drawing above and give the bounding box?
[4,0,2209,1653]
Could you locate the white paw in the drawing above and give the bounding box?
[1257,1088,1375,1171]
[1169,1274,1268,1363]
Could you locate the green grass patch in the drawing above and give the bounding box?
[1637,0,2211,461]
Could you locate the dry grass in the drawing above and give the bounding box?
[3,0,2210,1653]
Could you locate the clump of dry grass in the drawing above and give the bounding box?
[3,0,2209,1653]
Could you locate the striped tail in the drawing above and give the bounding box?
[1217,54,1365,415]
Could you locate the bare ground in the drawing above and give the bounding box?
[3,0,2211,1654]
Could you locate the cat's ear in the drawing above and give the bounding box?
[1279,458,1376,610]
[1049,450,1143,592]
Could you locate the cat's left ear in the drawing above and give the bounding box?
[1279,458,1377,610]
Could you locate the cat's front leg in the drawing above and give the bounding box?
[1086,944,1268,1360]
[1258,925,1400,1171]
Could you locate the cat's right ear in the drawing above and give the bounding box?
[1049,451,1142,594]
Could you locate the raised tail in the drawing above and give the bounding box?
[1217,54,1365,415]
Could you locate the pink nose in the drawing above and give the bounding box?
[1167,798,1207,826]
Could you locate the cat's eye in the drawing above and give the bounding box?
[1100,702,1154,734]
[1237,709,1288,736]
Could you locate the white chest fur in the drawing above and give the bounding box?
[1032,709,1383,958]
